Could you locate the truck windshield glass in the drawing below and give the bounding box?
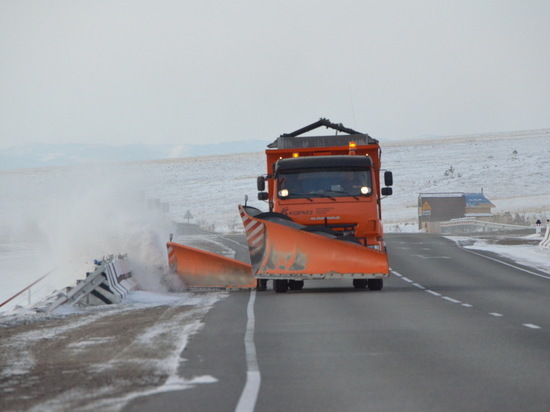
[277,168,372,199]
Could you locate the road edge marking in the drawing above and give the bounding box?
[235,290,261,412]
[459,247,550,281]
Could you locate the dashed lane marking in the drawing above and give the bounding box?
[390,269,543,330]
[411,254,451,259]
[442,296,461,304]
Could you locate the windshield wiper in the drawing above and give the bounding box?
[314,193,337,201]
[327,190,360,200]
[287,193,314,201]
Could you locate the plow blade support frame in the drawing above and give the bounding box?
[239,205,389,280]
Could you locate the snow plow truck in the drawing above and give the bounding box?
[167,118,393,293]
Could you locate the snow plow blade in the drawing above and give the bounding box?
[167,242,256,288]
[239,205,389,279]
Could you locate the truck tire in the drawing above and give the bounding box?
[368,279,383,291]
[274,279,288,293]
[353,279,368,289]
[257,279,268,291]
[288,280,304,290]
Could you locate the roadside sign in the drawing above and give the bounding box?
[421,201,431,216]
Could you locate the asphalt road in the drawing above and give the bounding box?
[124,233,550,412]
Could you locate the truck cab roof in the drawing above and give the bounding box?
[275,155,374,173]
[267,118,378,149]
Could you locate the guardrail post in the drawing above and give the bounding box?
[45,256,136,314]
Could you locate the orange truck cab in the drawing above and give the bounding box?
[257,119,393,251]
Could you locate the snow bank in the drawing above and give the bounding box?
[448,236,550,275]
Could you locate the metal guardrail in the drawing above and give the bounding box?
[44,256,137,314]
[539,227,550,250]
[0,270,54,309]
[440,218,533,234]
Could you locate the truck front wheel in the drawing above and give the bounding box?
[274,279,288,293]
[353,279,368,289]
[257,279,268,291]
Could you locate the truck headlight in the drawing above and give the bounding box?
[360,186,371,195]
[279,189,289,197]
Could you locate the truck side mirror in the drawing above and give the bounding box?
[257,176,266,191]
[384,171,393,187]
[381,187,393,196]
[258,192,269,201]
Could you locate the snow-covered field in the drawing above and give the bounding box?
[1,129,549,311]
[449,234,550,275]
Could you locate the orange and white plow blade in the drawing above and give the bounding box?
[239,205,389,279]
[167,242,255,288]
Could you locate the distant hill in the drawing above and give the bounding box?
[0,140,270,170]
[2,127,548,171]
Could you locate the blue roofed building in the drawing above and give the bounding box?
[464,193,496,219]
[418,191,496,230]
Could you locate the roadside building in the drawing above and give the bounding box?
[418,192,495,231]
[464,193,496,220]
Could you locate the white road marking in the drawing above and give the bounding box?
[235,290,261,412]
[391,267,544,330]
[442,297,461,304]
[391,270,475,308]
[412,254,451,259]
[222,236,250,250]
[462,248,550,281]
[523,323,542,329]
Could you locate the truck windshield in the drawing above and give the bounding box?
[277,168,372,199]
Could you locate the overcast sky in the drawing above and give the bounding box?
[1,0,548,149]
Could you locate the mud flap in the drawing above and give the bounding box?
[167,242,255,288]
[239,205,389,279]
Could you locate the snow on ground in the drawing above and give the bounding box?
[447,234,550,274]
[0,289,227,411]
[1,129,549,311]
[382,128,550,224]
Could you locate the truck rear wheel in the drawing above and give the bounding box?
[274,279,288,293]
[353,279,368,289]
[368,279,383,291]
